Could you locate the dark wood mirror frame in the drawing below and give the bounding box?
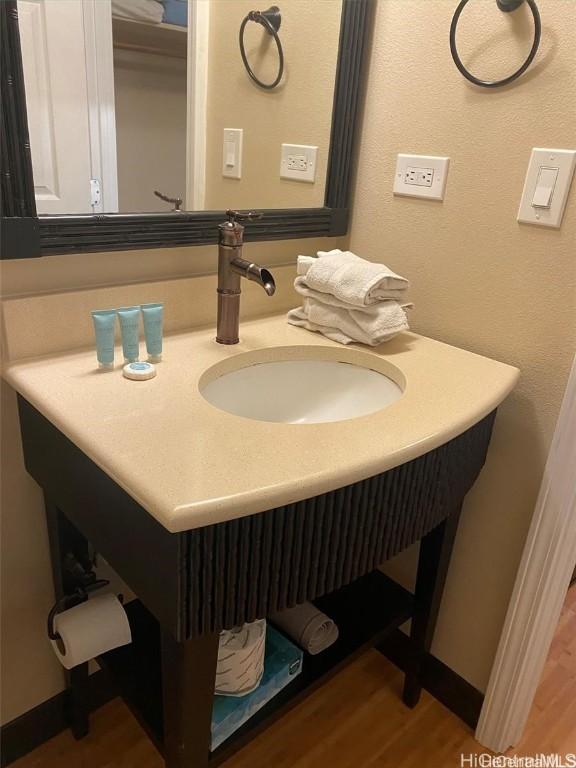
[0,0,372,260]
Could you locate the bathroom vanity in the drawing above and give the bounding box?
[6,316,519,768]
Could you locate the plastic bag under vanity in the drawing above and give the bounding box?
[215,619,266,697]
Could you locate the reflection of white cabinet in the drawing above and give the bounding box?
[17,0,118,213]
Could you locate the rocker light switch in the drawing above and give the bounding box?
[518,148,576,228]
[531,167,558,209]
[222,129,243,179]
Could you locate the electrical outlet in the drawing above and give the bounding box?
[280,144,318,182]
[405,168,418,185]
[288,154,308,171]
[394,154,450,200]
[420,169,434,186]
[405,167,434,187]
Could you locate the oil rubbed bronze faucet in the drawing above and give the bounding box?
[216,210,276,344]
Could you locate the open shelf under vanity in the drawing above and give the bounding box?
[96,570,414,764]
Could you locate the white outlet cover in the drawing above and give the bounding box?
[393,154,450,200]
[517,148,576,229]
[280,144,318,183]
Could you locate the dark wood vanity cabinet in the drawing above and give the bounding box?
[18,395,496,767]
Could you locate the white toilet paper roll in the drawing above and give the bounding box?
[50,594,132,670]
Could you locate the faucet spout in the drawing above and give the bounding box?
[216,211,276,344]
[231,258,276,296]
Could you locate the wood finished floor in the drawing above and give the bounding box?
[505,583,576,757]
[12,586,576,768]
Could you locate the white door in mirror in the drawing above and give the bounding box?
[18,0,95,213]
[518,148,576,228]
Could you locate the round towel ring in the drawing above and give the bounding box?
[450,0,541,88]
[239,6,284,90]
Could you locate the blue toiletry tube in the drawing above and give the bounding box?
[91,310,116,370]
[141,303,164,362]
[117,306,141,363]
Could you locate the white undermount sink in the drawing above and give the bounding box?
[200,354,403,424]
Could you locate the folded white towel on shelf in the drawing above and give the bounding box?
[296,250,409,306]
[287,297,410,346]
[112,0,164,24]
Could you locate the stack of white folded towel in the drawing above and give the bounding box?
[287,249,412,346]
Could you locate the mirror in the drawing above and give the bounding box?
[17,0,343,215]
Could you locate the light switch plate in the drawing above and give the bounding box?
[393,154,450,200]
[280,144,318,183]
[517,148,576,228]
[222,128,243,179]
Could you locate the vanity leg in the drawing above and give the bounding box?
[44,496,91,739]
[161,628,219,768]
[402,507,462,708]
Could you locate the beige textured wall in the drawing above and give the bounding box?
[349,0,576,690]
[203,0,341,210]
[114,49,187,212]
[0,382,64,724]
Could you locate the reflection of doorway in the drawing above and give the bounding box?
[112,8,188,212]
[477,354,576,751]
[17,0,192,215]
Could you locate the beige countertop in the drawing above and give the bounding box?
[3,315,519,533]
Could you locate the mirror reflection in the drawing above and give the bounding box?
[18,0,342,215]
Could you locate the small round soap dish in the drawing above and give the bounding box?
[122,361,157,381]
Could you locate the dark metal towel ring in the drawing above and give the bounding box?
[450,0,541,88]
[239,6,284,90]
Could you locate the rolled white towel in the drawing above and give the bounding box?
[296,250,409,306]
[270,602,339,656]
[287,296,410,347]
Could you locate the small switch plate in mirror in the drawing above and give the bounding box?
[517,148,576,228]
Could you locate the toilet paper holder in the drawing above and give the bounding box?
[47,551,119,641]
[47,578,113,641]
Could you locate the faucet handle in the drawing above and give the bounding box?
[220,210,263,245]
[154,190,183,211]
[225,209,264,223]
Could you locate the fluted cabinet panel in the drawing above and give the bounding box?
[184,411,496,637]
